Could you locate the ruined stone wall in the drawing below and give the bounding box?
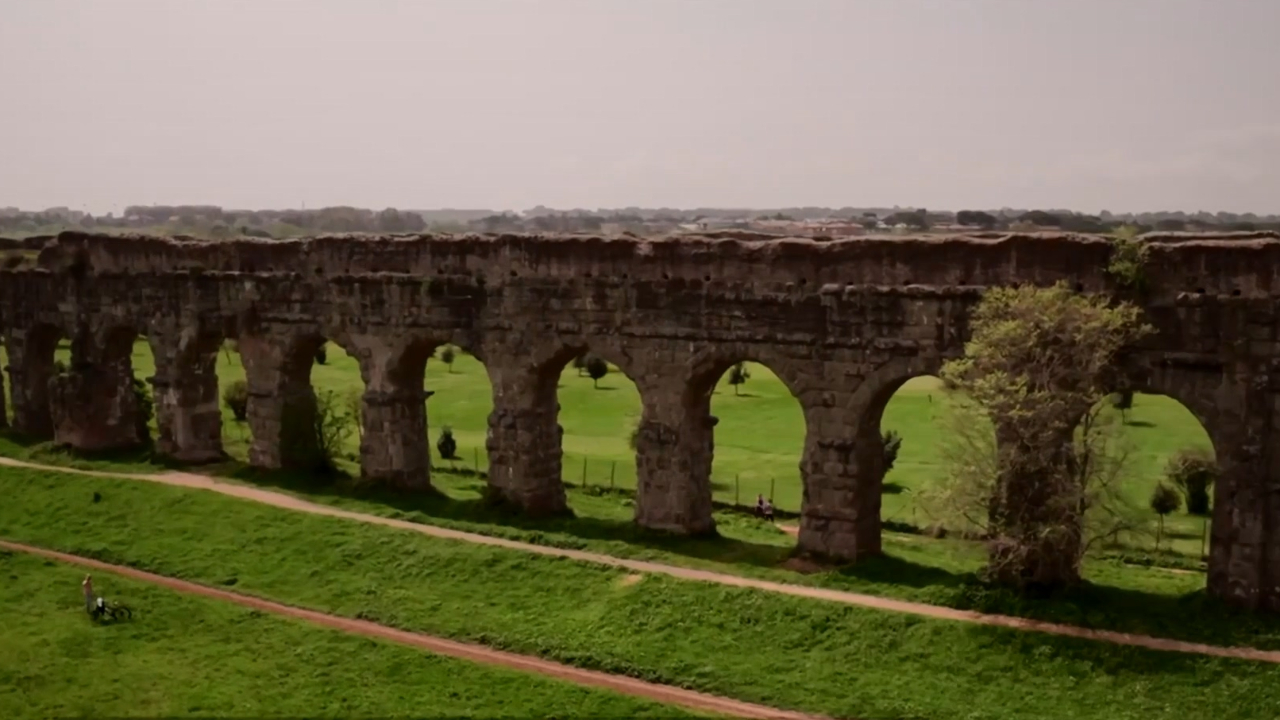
[2,230,1278,613]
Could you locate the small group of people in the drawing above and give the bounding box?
[754,494,775,521]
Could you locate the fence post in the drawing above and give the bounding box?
[734,474,740,506]
[610,461,616,489]
[582,455,588,486]
[769,477,776,502]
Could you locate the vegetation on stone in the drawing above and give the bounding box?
[929,283,1154,590]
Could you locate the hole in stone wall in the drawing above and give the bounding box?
[509,270,518,278]
[1082,389,1216,573]
[704,275,712,282]
[662,272,670,280]
[702,359,808,516]
[861,374,954,524]
[1074,282,1085,293]
[1231,289,1241,297]
[420,340,493,481]
[1195,287,1206,294]
[541,347,643,506]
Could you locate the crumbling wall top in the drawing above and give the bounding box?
[25,229,1280,299]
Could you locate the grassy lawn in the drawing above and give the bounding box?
[0,464,1277,720]
[0,551,697,719]
[1,338,1215,560]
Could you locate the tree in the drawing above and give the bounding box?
[314,344,327,365]
[436,425,458,464]
[925,282,1152,592]
[1149,483,1182,550]
[1018,210,1062,228]
[956,210,998,230]
[572,354,588,377]
[727,362,750,395]
[440,345,456,373]
[882,430,903,474]
[1112,390,1134,423]
[586,356,609,389]
[1166,448,1216,516]
[222,380,249,422]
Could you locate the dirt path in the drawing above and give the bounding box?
[0,539,829,720]
[4,456,1279,665]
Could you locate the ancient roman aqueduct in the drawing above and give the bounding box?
[0,230,1277,612]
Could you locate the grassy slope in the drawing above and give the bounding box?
[0,552,697,719]
[0,338,1215,559]
[1,465,1278,720]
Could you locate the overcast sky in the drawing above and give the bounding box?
[2,0,1277,215]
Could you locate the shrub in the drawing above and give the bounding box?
[882,430,903,474]
[132,376,154,445]
[1149,483,1182,550]
[222,380,249,422]
[314,345,327,365]
[440,345,456,373]
[585,356,609,388]
[1166,448,1216,516]
[436,425,458,461]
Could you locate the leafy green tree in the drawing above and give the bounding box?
[1149,483,1182,550]
[436,425,458,463]
[1166,448,1216,516]
[928,282,1152,591]
[440,345,456,373]
[586,356,609,389]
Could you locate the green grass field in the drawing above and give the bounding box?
[1,464,1277,720]
[0,551,700,719]
[0,338,1214,557]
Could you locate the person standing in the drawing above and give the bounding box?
[82,574,95,614]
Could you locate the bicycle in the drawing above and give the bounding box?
[89,598,133,622]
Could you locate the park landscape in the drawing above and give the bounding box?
[2,231,1280,720]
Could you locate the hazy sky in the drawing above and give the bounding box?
[2,0,1278,215]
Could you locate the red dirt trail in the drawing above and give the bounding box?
[0,539,829,720]
[3,457,1279,665]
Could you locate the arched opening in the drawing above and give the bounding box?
[1101,390,1216,566]
[547,348,643,497]
[862,374,957,529]
[703,361,807,514]
[41,324,155,453]
[424,342,493,480]
[378,338,494,491]
[237,333,364,477]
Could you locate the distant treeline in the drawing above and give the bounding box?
[1,203,1278,239]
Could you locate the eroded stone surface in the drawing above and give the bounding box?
[1,229,1278,612]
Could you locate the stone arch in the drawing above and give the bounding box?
[481,336,648,519]
[239,328,362,473]
[45,320,149,451]
[344,331,494,490]
[5,321,66,439]
[683,346,812,516]
[796,354,944,562]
